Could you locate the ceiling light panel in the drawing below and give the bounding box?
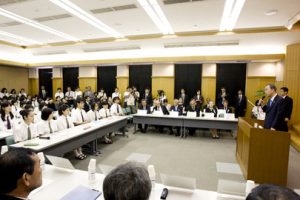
[0,30,43,45]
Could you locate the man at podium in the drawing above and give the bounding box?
[263,84,286,131]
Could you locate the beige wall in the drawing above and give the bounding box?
[0,66,28,93]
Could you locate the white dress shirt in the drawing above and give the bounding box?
[55,92,64,99]
[57,115,74,131]
[65,91,75,98]
[36,120,58,135]
[74,91,83,99]
[127,94,135,106]
[87,110,101,121]
[99,108,111,118]
[72,108,88,123]
[19,92,27,97]
[13,121,38,142]
[112,92,121,99]
[0,114,15,132]
[110,103,124,116]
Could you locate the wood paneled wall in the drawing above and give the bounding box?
[245,77,276,117]
[29,78,39,96]
[116,76,129,103]
[52,78,63,98]
[152,76,174,104]
[201,76,216,103]
[0,66,29,93]
[79,77,97,93]
[284,43,300,123]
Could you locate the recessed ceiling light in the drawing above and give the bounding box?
[264,9,278,16]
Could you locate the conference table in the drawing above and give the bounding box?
[10,116,127,156]
[28,165,245,200]
[132,113,238,135]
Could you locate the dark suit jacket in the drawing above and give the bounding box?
[170,105,183,115]
[141,93,153,106]
[193,95,204,106]
[38,90,48,100]
[0,194,23,200]
[205,107,218,117]
[234,95,247,117]
[219,106,233,113]
[282,96,293,120]
[179,94,189,107]
[84,101,91,112]
[217,93,229,108]
[138,104,151,114]
[264,95,285,131]
[186,105,200,117]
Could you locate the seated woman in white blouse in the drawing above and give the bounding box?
[13,109,38,143]
[0,101,15,132]
[36,108,58,135]
[87,102,101,122]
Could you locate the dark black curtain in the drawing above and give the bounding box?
[39,68,53,98]
[97,66,117,97]
[63,67,79,92]
[216,63,247,106]
[129,65,152,93]
[174,64,202,100]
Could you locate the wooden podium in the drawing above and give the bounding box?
[236,117,290,186]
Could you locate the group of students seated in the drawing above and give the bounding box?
[0,148,300,200]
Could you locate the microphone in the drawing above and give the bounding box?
[39,136,50,140]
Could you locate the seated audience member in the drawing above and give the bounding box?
[107,97,113,108]
[193,90,204,108]
[178,97,185,110]
[110,97,124,116]
[46,98,56,111]
[13,109,38,142]
[246,184,300,200]
[11,100,21,119]
[0,88,9,99]
[72,98,89,126]
[34,102,47,124]
[0,101,15,132]
[36,108,58,135]
[87,102,100,121]
[54,88,64,99]
[152,100,173,134]
[19,88,27,97]
[203,98,211,109]
[98,102,113,144]
[205,100,219,139]
[0,148,42,200]
[103,162,151,200]
[179,88,189,108]
[158,90,167,104]
[112,87,121,100]
[170,99,183,136]
[97,88,107,102]
[138,99,151,133]
[84,96,92,113]
[186,99,200,136]
[74,87,82,99]
[219,100,233,113]
[10,89,17,99]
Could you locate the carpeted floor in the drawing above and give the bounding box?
[68,125,300,193]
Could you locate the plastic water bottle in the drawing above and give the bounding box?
[37,152,45,172]
[245,180,255,196]
[148,165,156,188]
[1,145,8,155]
[88,159,97,186]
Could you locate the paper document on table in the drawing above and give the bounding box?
[60,185,101,200]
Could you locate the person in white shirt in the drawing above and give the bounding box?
[97,88,107,102]
[0,88,9,99]
[11,100,22,119]
[99,102,111,118]
[72,99,89,126]
[112,87,121,100]
[34,102,47,124]
[74,87,83,100]
[13,109,38,143]
[126,91,136,114]
[36,108,58,135]
[123,87,132,107]
[87,103,101,121]
[65,87,75,99]
[110,97,124,116]
[54,88,64,99]
[19,88,27,97]
[0,101,15,132]
[158,90,167,104]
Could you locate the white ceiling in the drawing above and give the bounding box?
[0,0,299,64]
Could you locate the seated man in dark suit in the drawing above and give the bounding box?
[170,99,183,136]
[138,99,151,133]
[83,96,92,112]
[220,100,233,113]
[186,99,200,136]
[280,87,293,132]
[263,84,285,131]
[0,148,42,200]
[152,99,173,134]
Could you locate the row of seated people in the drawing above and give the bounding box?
[1,148,300,200]
[0,97,126,160]
[137,97,233,139]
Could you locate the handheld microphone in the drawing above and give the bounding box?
[39,136,50,140]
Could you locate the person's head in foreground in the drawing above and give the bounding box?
[0,148,42,199]
[103,162,151,200]
[246,184,300,200]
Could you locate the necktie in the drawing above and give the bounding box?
[66,117,70,128]
[28,126,31,140]
[268,99,273,108]
[49,121,53,133]
[81,110,84,122]
[68,91,70,96]
[94,111,97,120]
[7,116,11,130]
[117,105,119,113]
[105,110,108,117]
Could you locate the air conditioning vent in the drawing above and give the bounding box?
[163,0,204,5]
[34,14,72,22]
[164,41,239,48]
[83,46,140,53]
[0,21,22,27]
[32,50,67,56]
[91,4,137,14]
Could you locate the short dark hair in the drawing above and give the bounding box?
[266,83,277,91]
[38,102,47,111]
[0,148,36,194]
[20,109,33,120]
[91,102,98,111]
[41,108,53,120]
[103,162,151,200]
[58,104,69,116]
[113,97,120,102]
[281,87,289,93]
[246,184,300,200]
[75,98,84,108]
[101,101,108,106]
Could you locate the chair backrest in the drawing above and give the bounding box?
[5,135,15,145]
